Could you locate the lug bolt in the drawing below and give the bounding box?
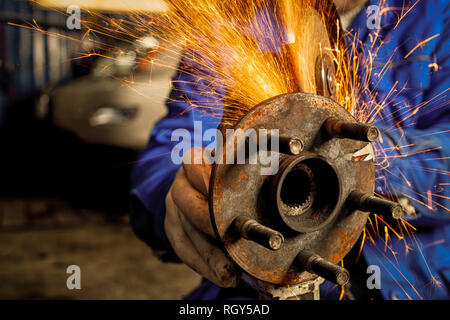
[347,190,404,219]
[233,216,284,250]
[323,118,379,142]
[296,250,350,286]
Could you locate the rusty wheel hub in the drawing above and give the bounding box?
[209,93,402,286]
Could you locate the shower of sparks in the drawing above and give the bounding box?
[153,0,353,123]
[14,0,449,299]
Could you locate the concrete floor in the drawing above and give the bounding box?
[0,199,201,299]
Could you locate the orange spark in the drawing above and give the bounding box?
[404,34,440,59]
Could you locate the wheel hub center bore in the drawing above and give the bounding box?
[274,154,341,233]
[279,163,316,216]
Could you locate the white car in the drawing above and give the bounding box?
[49,37,181,150]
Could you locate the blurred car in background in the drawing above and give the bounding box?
[0,1,180,215]
[44,36,181,150]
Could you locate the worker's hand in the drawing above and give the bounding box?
[164,147,239,288]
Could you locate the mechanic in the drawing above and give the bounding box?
[129,0,450,300]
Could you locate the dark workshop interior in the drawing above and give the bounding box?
[0,0,200,299]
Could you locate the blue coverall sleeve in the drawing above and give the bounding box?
[371,0,450,225]
[129,52,223,262]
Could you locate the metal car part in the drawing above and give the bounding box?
[208,1,404,299]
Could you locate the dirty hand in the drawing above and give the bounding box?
[164,147,239,287]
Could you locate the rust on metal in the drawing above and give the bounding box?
[209,93,377,285]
